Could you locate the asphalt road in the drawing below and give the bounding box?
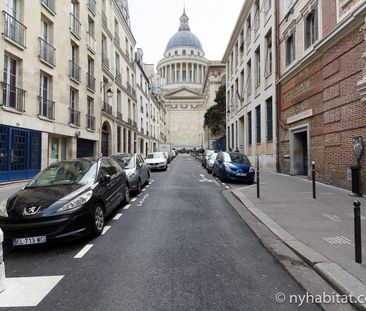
[2,155,320,310]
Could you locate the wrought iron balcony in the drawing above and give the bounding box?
[133,120,137,129]
[115,70,122,83]
[127,118,133,126]
[41,0,55,13]
[87,0,96,15]
[39,96,55,119]
[1,82,25,112]
[126,81,136,97]
[102,102,113,116]
[70,13,81,37]
[39,37,55,66]
[69,60,81,81]
[114,32,120,46]
[140,127,144,135]
[86,73,95,91]
[69,107,80,126]
[87,31,96,53]
[116,111,123,121]
[3,11,27,47]
[87,114,95,130]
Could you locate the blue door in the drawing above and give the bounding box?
[0,125,41,182]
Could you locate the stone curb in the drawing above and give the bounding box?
[231,189,366,311]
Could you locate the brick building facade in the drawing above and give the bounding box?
[277,0,366,193]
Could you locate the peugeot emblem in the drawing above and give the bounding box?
[24,206,41,216]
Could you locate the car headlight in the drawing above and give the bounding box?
[57,190,93,213]
[249,166,255,173]
[224,163,234,171]
[127,171,136,178]
[0,198,8,217]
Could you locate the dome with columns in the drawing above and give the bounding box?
[157,10,209,90]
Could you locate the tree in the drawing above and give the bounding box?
[204,85,226,136]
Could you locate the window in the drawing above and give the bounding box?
[2,55,24,111]
[245,15,251,48]
[305,10,318,49]
[266,98,273,141]
[253,1,260,32]
[175,50,178,56]
[117,126,121,153]
[286,34,295,66]
[256,105,261,143]
[247,112,252,145]
[69,88,79,125]
[246,60,252,96]
[70,0,80,37]
[265,32,272,77]
[87,97,95,129]
[39,72,54,119]
[70,43,80,81]
[255,48,260,87]
[182,50,186,56]
[191,50,194,55]
[40,19,55,65]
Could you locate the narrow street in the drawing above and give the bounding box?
[1,155,319,310]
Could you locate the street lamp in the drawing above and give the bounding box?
[101,82,114,98]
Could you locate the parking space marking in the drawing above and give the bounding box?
[74,244,94,258]
[131,198,137,202]
[213,180,220,186]
[113,213,123,220]
[225,186,230,189]
[146,185,149,188]
[137,194,142,197]
[123,204,131,210]
[142,188,146,192]
[101,226,111,235]
[222,183,226,185]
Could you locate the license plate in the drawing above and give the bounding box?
[237,173,247,176]
[13,236,47,246]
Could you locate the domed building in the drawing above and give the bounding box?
[157,10,209,149]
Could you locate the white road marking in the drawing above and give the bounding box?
[137,194,142,197]
[146,185,149,188]
[142,188,146,191]
[123,204,131,209]
[323,236,352,245]
[225,186,229,189]
[74,244,94,258]
[101,225,111,235]
[199,174,213,183]
[222,183,226,185]
[322,213,341,222]
[113,213,123,220]
[213,180,220,186]
[131,198,137,202]
[0,276,64,307]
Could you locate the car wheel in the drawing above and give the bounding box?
[164,165,168,171]
[91,204,104,236]
[207,169,212,174]
[248,178,254,185]
[122,184,130,204]
[219,170,226,182]
[212,169,216,177]
[145,171,150,185]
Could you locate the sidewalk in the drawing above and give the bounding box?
[232,171,366,310]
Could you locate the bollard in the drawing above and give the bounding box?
[354,200,362,264]
[0,228,4,293]
[312,161,316,199]
[256,156,260,198]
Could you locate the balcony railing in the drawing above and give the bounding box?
[69,60,80,81]
[128,118,133,126]
[102,102,113,115]
[87,0,96,15]
[115,70,122,83]
[3,11,27,47]
[114,32,120,46]
[133,120,137,129]
[87,31,96,53]
[41,0,55,13]
[69,107,80,126]
[87,114,95,130]
[39,96,55,119]
[116,111,123,121]
[1,82,25,112]
[102,54,110,69]
[86,72,95,91]
[39,37,55,66]
[70,13,81,38]
[126,81,136,97]
[140,127,144,135]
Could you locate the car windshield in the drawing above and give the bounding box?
[113,155,135,169]
[26,160,97,188]
[224,152,251,164]
[147,153,164,159]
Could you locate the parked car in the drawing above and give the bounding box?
[212,152,255,184]
[112,153,150,194]
[145,152,168,170]
[162,151,171,163]
[202,149,215,168]
[0,157,130,246]
[206,152,217,174]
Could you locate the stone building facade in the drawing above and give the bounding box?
[223,0,277,170]
[277,0,366,192]
[157,10,209,150]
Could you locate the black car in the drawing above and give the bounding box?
[0,157,129,246]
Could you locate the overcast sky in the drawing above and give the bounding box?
[129,0,244,65]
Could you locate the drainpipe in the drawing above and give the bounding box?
[275,0,281,173]
[0,229,5,293]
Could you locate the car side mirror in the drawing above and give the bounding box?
[101,174,111,183]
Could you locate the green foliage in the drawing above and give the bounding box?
[204,85,226,136]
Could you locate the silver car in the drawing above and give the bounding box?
[145,152,168,171]
[206,152,217,174]
[112,154,150,194]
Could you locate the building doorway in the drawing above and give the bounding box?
[290,126,309,176]
[101,122,110,156]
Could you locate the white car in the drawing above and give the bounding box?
[145,152,168,171]
[206,152,217,174]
